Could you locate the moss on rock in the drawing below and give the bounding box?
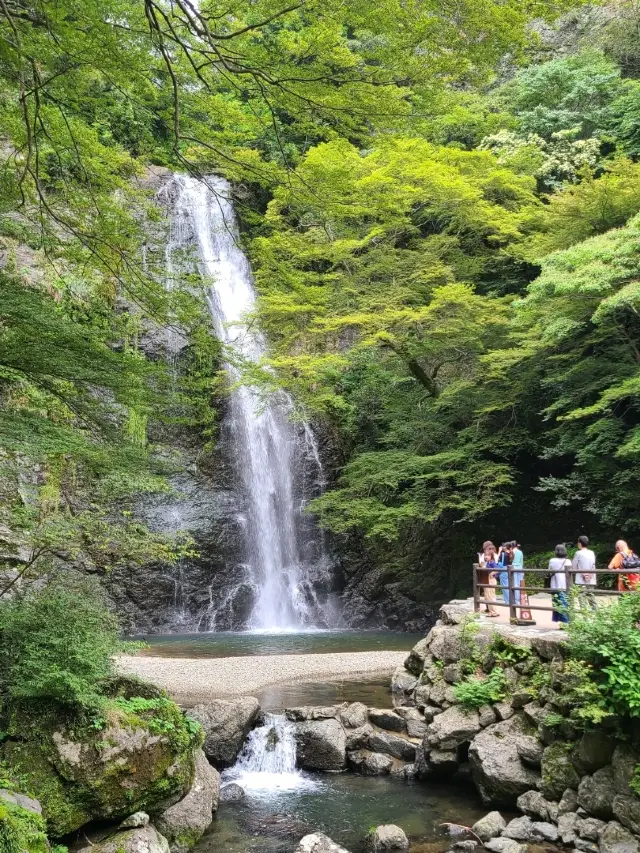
[1,697,201,838]
[541,741,581,801]
[0,798,49,853]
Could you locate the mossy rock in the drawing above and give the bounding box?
[541,741,581,801]
[2,697,200,838]
[0,797,49,853]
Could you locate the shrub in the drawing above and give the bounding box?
[0,576,121,711]
[453,668,507,710]
[566,594,640,718]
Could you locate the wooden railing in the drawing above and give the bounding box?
[472,564,633,625]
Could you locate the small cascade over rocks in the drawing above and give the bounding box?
[223,713,317,793]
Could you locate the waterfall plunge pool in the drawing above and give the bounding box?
[196,775,487,853]
[194,713,487,853]
[135,630,424,658]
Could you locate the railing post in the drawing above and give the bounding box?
[473,563,480,612]
[509,563,517,623]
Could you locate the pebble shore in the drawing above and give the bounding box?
[117,651,406,705]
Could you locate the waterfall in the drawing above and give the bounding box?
[166,174,336,631]
[223,713,316,792]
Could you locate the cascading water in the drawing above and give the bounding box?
[166,174,336,631]
[223,713,315,793]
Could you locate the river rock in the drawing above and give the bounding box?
[578,767,615,819]
[612,795,640,836]
[312,706,347,721]
[516,736,543,768]
[346,724,374,751]
[424,706,480,750]
[578,818,606,841]
[220,783,245,802]
[542,742,582,801]
[468,715,540,807]
[472,811,507,841]
[612,746,640,794]
[368,709,406,733]
[573,732,615,775]
[598,821,640,853]
[0,789,42,815]
[478,706,497,728]
[428,625,464,664]
[368,731,416,762]
[396,708,428,738]
[188,697,260,768]
[405,638,430,676]
[371,824,409,852]
[532,822,559,842]
[78,825,170,853]
[391,667,418,707]
[426,749,459,773]
[503,817,534,841]
[347,750,393,775]
[296,833,352,853]
[415,685,432,709]
[155,749,220,853]
[341,703,368,729]
[485,839,527,853]
[493,702,514,722]
[560,788,580,814]
[558,813,581,845]
[295,719,346,771]
[517,790,553,822]
[575,839,600,853]
[119,812,150,829]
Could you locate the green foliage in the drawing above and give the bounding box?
[0,576,121,711]
[454,668,507,709]
[108,697,203,753]
[0,799,48,853]
[566,595,640,718]
[488,635,532,666]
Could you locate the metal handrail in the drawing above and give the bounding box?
[472,563,635,625]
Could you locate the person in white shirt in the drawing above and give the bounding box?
[549,544,571,624]
[572,535,597,610]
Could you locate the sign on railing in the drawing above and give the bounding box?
[472,564,632,626]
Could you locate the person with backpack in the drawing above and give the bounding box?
[609,540,640,591]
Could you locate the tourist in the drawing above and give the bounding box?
[608,540,640,591]
[497,542,513,605]
[572,535,597,609]
[549,544,571,624]
[477,541,499,617]
[511,540,524,606]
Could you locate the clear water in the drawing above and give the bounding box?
[197,775,486,853]
[257,677,392,711]
[170,175,333,631]
[136,630,424,658]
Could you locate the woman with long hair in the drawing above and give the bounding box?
[478,540,499,617]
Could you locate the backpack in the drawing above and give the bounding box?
[622,552,640,570]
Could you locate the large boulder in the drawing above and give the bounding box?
[187,697,259,768]
[396,708,427,739]
[296,833,351,853]
[612,746,640,794]
[424,706,480,751]
[428,626,464,664]
[404,638,430,676]
[468,715,540,807]
[578,767,615,819]
[391,667,418,707]
[346,724,374,751]
[295,719,346,771]
[573,732,615,775]
[78,825,170,853]
[371,824,409,852]
[2,699,199,837]
[155,749,219,853]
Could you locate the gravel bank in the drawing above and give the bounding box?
[117,651,406,706]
